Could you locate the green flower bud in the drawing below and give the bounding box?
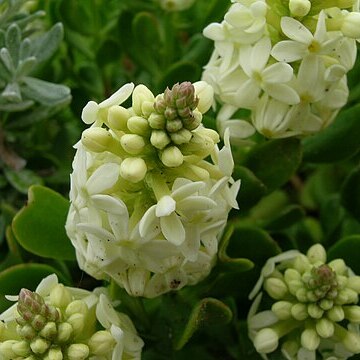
[328,259,347,275]
[65,300,88,318]
[307,303,324,319]
[88,330,116,355]
[166,118,183,133]
[56,322,73,343]
[107,105,130,131]
[39,321,57,340]
[0,340,17,359]
[344,305,360,323]
[284,268,301,284]
[120,134,146,155]
[341,12,360,38]
[342,330,360,353]
[141,100,155,118]
[286,280,303,296]
[50,284,72,309]
[45,347,63,360]
[301,328,320,350]
[12,340,31,357]
[120,157,147,183]
[193,81,214,114]
[148,113,165,129]
[67,343,90,360]
[170,128,192,145]
[316,318,334,338]
[291,303,308,320]
[127,116,150,136]
[81,127,115,153]
[161,146,184,167]
[150,130,171,149]
[319,299,333,311]
[253,328,279,354]
[336,288,358,305]
[30,337,49,354]
[31,314,46,331]
[271,301,292,320]
[326,305,345,322]
[264,278,288,300]
[306,244,326,264]
[18,324,37,340]
[132,85,155,116]
[289,0,311,17]
[347,276,360,292]
[66,313,85,336]
[293,254,311,273]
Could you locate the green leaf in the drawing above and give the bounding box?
[0,263,69,312]
[15,56,37,78]
[327,235,360,274]
[21,76,71,106]
[12,185,75,261]
[4,168,43,194]
[1,82,22,102]
[5,23,21,66]
[0,47,15,73]
[174,298,232,350]
[32,23,64,63]
[341,165,360,221]
[302,105,360,163]
[233,165,267,211]
[243,138,302,193]
[263,204,305,231]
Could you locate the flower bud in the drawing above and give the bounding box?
[148,113,165,129]
[45,347,63,360]
[67,344,90,360]
[31,314,46,331]
[307,303,323,319]
[107,105,130,131]
[307,244,326,264]
[253,328,279,354]
[141,101,155,118]
[341,12,360,38]
[0,340,17,358]
[39,321,57,340]
[30,337,49,354]
[127,116,150,136]
[328,259,347,275]
[193,81,214,113]
[293,254,311,273]
[316,318,334,338]
[132,85,155,116]
[12,340,31,357]
[347,276,360,292]
[271,301,292,320]
[120,134,146,154]
[66,313,85,335]
[289,0,311,17]
[81,128,120,154]
[327,305,345,322]
[49,284,72,309]
[150,130,171,149]
[57,322,73,343]
[295,288,307,302]
[170,128,192,145]
[284,268,301,283]
[301,328,320,350]
[120,157,147,183]
[264,278,288,299]
[161,146,184,167]
[344,305,360,323]
[65,300,88,318]
[336,288,358,305]
[291,303,308,320]
[88,330,116,355]
[342,330,360,353]
[18,324,37,340]
[319,299,333,310]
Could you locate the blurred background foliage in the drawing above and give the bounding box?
[0,0,359,359]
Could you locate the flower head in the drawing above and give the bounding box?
[66,81,239,298]
[248,244,360,359]
[0,274,143,359]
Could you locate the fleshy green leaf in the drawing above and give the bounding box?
[341,165,360,221]
[12,185,75,261]
[5,23,21,66]
[302,105,360,163]
[4,168,43,194]
[0,263,69,312]
[243,138,302,193]
[327,235,360,274]
[262,204,305,231]
[174,298,232,350]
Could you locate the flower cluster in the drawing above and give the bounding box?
[0,274,143,359]
[248,244,360,360]
[65,81,240,298]
[202,0,360,140]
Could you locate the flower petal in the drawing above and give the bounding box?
[281,16,313,43]
[160,213,186,245]
[271,40,307,62]
[86,163,120,195]
[81,101,99,124]
[99,82,134,108]
[171,181,204,201]
[262,62,294,83]
[156,195,176,217]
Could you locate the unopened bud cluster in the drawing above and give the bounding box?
[0,274,143,359]
[248,244,360,359]
[202,0,360,140]
[66,81,240,298]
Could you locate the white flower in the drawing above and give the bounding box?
[271,11,341,63]
[0,274,144,360]
[235,37,299,107]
